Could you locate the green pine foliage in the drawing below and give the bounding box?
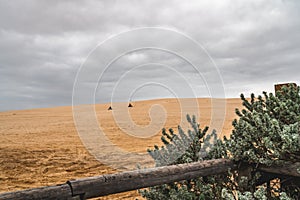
[140,84,299,200]
[140,115,230,199]
[146,114,216,167]
[227,85,300,165]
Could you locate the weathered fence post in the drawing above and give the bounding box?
[0,159,298,200]
[66,159,235,199]
[0,159,235,200]
[0,184,72,200]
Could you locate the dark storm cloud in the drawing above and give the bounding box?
[1,0,300,111]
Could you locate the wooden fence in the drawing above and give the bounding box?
[0,158,299,200]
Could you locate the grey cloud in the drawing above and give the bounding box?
[1,0,300,111]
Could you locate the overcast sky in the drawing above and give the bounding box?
[1,0,300,111]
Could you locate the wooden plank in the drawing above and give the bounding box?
[1,159,298,200]
[0,159,235,200]
[67,159,235,199]
[258,162,300,178]
[274,83,297,94]
[0,184,72,200]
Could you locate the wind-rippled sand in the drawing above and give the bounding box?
[0,98,243,199]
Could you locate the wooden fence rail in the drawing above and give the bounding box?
[0,159,234,200]
[0,159,299,200]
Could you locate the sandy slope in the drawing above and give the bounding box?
[0,98,243,199]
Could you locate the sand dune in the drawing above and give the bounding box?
[0,98,243,199]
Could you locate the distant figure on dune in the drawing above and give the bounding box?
[128,103,133,107]
[108,106,112,110]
